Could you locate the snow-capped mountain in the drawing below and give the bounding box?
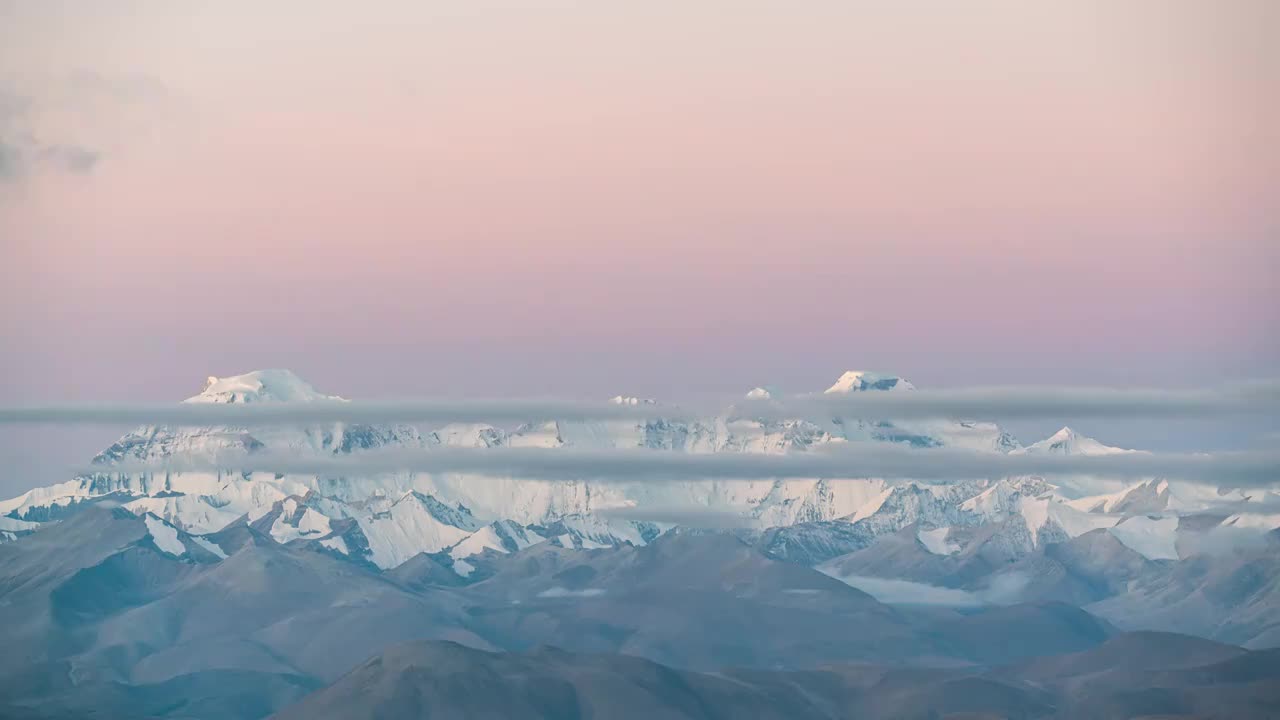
[824,370,916,393]
[1014,425,1135,456]
[810,371,1020,452]
[191,369,344,404]
[3,368,1271,573]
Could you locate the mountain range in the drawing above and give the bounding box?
[2,368,1277,718]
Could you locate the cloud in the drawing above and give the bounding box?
[1176,523,1278,557]
[0,70,169,183]
[753,381,1280,421]
[77,443,1280,488]
[0,399,696,427]
[40,144,99,173]
[536,587,606,598]
[818,574,983,607]
[0,118,101,182]
[0,139,100,180]
[819,570,1031,607]
[63,69,171,105]
[4,380,1278,427]
[0,141,21,180]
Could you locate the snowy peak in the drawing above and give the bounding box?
[359,492,483,568]
[1047,426,1080,447]
[187,369,343,405]
[745,387,773,400]
[263,496,335,544]
[1071,479,1172,515]
[609,395,656,406]
[1016,426,1133,456]
[394,491,481,532]
[824,370,915,394]
[143,513,186,557]
[449,519,546,562]
[432,423,507,448]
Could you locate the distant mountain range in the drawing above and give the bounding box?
[4,369,1274,562]
[1,505,1277,719]
[275,633,1280,720]
[2,369,1278,718]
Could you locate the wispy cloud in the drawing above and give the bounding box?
[0,106,101,181]
[0,138,99,180]
[78,444,1280,488]
[0,140,21,180]
[536,587,606,598]
[0,70,170,183]
[817,571,1031,607]
[42,143,100,173]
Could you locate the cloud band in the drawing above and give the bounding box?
[3,381,1277,426]
[79,444,1280,488]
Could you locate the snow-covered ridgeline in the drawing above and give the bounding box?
[4,369,1273,568]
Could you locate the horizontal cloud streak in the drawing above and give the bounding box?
[79,444,1280,488]
[3,381,1278,426]
[819,574,985,607]
[759,381,1280,421]
[0,400,694,426]
[819,572,1030,607]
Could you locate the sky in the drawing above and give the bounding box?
[0,1,1277,493]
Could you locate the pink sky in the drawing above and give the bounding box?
[1,0,1277,408]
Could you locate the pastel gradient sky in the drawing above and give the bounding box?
[0,1,1277,488]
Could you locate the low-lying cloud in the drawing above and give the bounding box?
[3,381,1278,427]
[818,571,1031,607]
[1176,523,1279,557]
[536,587,607,598]
[754,381,1280,421]
[78,444,1280,488]
[0,399,691,426]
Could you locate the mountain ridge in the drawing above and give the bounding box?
[4,369,1276,586]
